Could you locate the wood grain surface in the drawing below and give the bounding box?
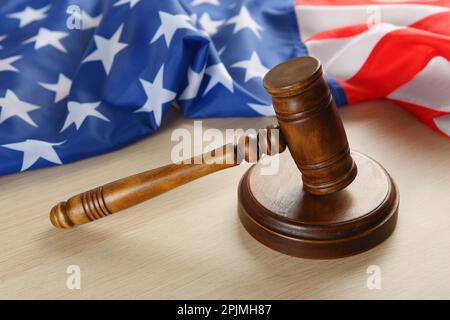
[1,100,450,299]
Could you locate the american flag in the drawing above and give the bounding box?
[0,0,448,175]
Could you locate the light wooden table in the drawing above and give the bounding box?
[1,100,450,299]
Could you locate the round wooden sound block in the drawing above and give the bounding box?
[238,151,399,259]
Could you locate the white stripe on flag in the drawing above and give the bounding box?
[388,56,450,112]
[306,37,354,73]
[310,23,401,81]
[295,4,448,40]
[434,115,450,136]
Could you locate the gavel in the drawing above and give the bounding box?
[50,56,399,259]
[50,124,287,228]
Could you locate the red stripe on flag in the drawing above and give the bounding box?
[295,0,450,8]
[410,11,450,36]
[390,99,450,136]
[305,9,450,42]
[340,28,450,104]
[306,24,369,41]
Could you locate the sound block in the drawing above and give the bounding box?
[238,151,399,259]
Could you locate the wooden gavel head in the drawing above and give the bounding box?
[50,56,399,260]
[264,56,357,196]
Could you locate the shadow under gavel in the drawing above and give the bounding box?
[50,125,287,229]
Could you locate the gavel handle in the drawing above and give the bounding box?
[50,125,286,229]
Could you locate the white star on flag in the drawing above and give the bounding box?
[114,0,141,8]
[7,5,50,28]
[204,63,234,95]
[231,52,269,82]
[191,0,220,6]
[2,139,65,171]
[81,11,102,30]
[61,101,109,132]
[83,24,127,75]
[0,35,6,50]
[190,13,198,25]
[0,55,21,73]
[180,66,205,100]
[24,28,69,53]
[151,12,196,47]
[40,73,72,103]
[226,6,263,38]
[217,46,226,56]
[0,89,39,127]
[136,66,176,126]
[199,13,224,35]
